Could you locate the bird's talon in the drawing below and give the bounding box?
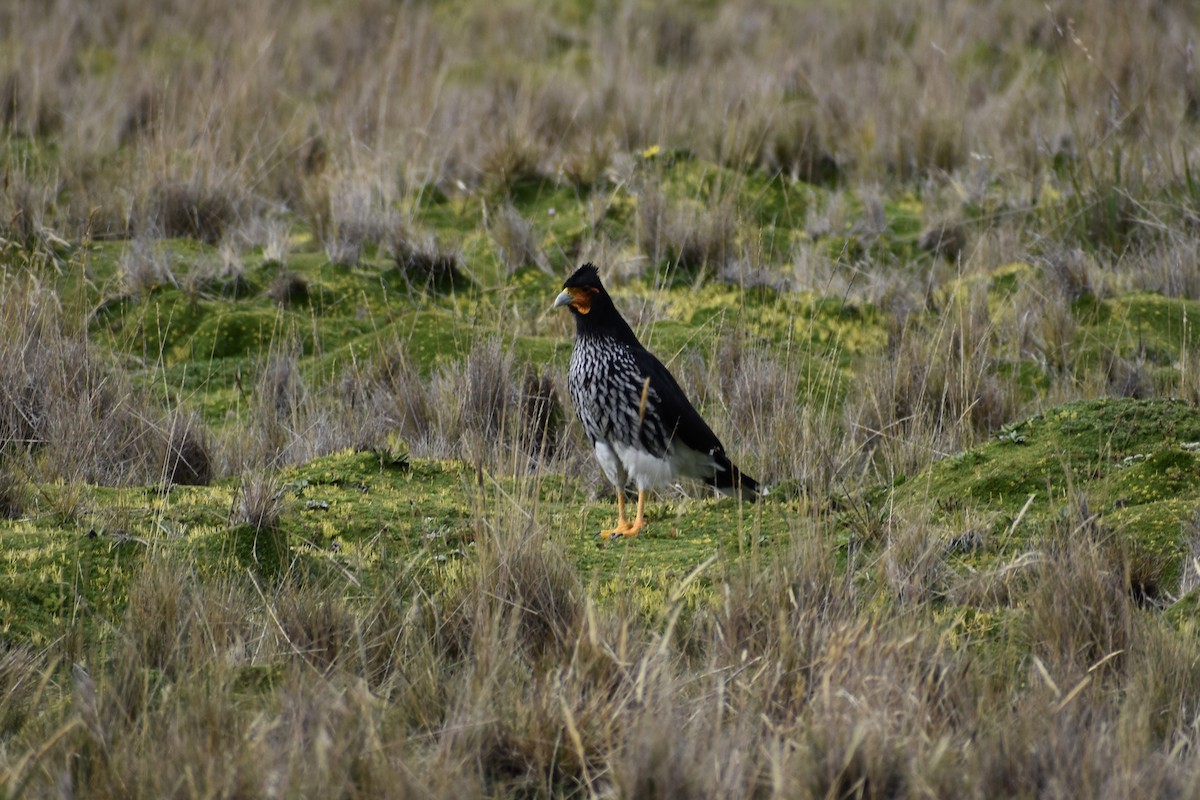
[597,522,637,540]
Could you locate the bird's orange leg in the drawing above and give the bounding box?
[598,490,630,539]
[620,490,647,537]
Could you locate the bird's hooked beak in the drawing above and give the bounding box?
[553,286,593,314]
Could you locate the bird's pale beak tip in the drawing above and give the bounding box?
[552,289,572,310]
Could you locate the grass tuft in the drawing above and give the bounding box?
[120,238,178,298]
[265,268,309,309]
[462,523,583,660]
[148,181,240,245]
[232,471,286,534]
[490,202,548,276]
[0,459,26,519]
[230,471,290,577]
[0,645,42,737]
[163,411,212,487]
[392,230,466,293]
[637,182,737,280]
[429,339,564,465]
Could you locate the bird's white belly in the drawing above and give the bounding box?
[611,441,717,491]
[593,441,628,488]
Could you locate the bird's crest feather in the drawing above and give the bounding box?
[563,263,602,289]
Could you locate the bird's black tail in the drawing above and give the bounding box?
[708,454,760,500]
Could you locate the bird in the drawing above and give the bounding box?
[553,263,759,538]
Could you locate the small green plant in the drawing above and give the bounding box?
[996,423,1027,445]
[372,432,411,471]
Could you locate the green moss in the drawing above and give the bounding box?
[1075,293,1200,375]
[229,523,289,579]
[896,397,1200,593]
[412,187,483,240]
[187,307,296,360]
[1164,590,1200,632]
[0,446,813,647]
[0,523,143,646]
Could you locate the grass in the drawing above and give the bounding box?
[4,0,1200,796]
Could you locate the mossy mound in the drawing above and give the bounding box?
[895,396,1200,597]
[1075,292,1200,374]
[0,524,144,646]
[229,523,290,579]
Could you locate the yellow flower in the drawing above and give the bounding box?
[641,144,662,159]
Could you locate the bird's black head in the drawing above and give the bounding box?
[553,263,639,343]
[554,263,608,317]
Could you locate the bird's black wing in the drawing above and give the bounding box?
[630,345,727,459]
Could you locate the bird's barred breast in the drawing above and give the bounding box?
[569,337,669,454]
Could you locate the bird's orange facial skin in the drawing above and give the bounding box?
[568,287,597,314]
